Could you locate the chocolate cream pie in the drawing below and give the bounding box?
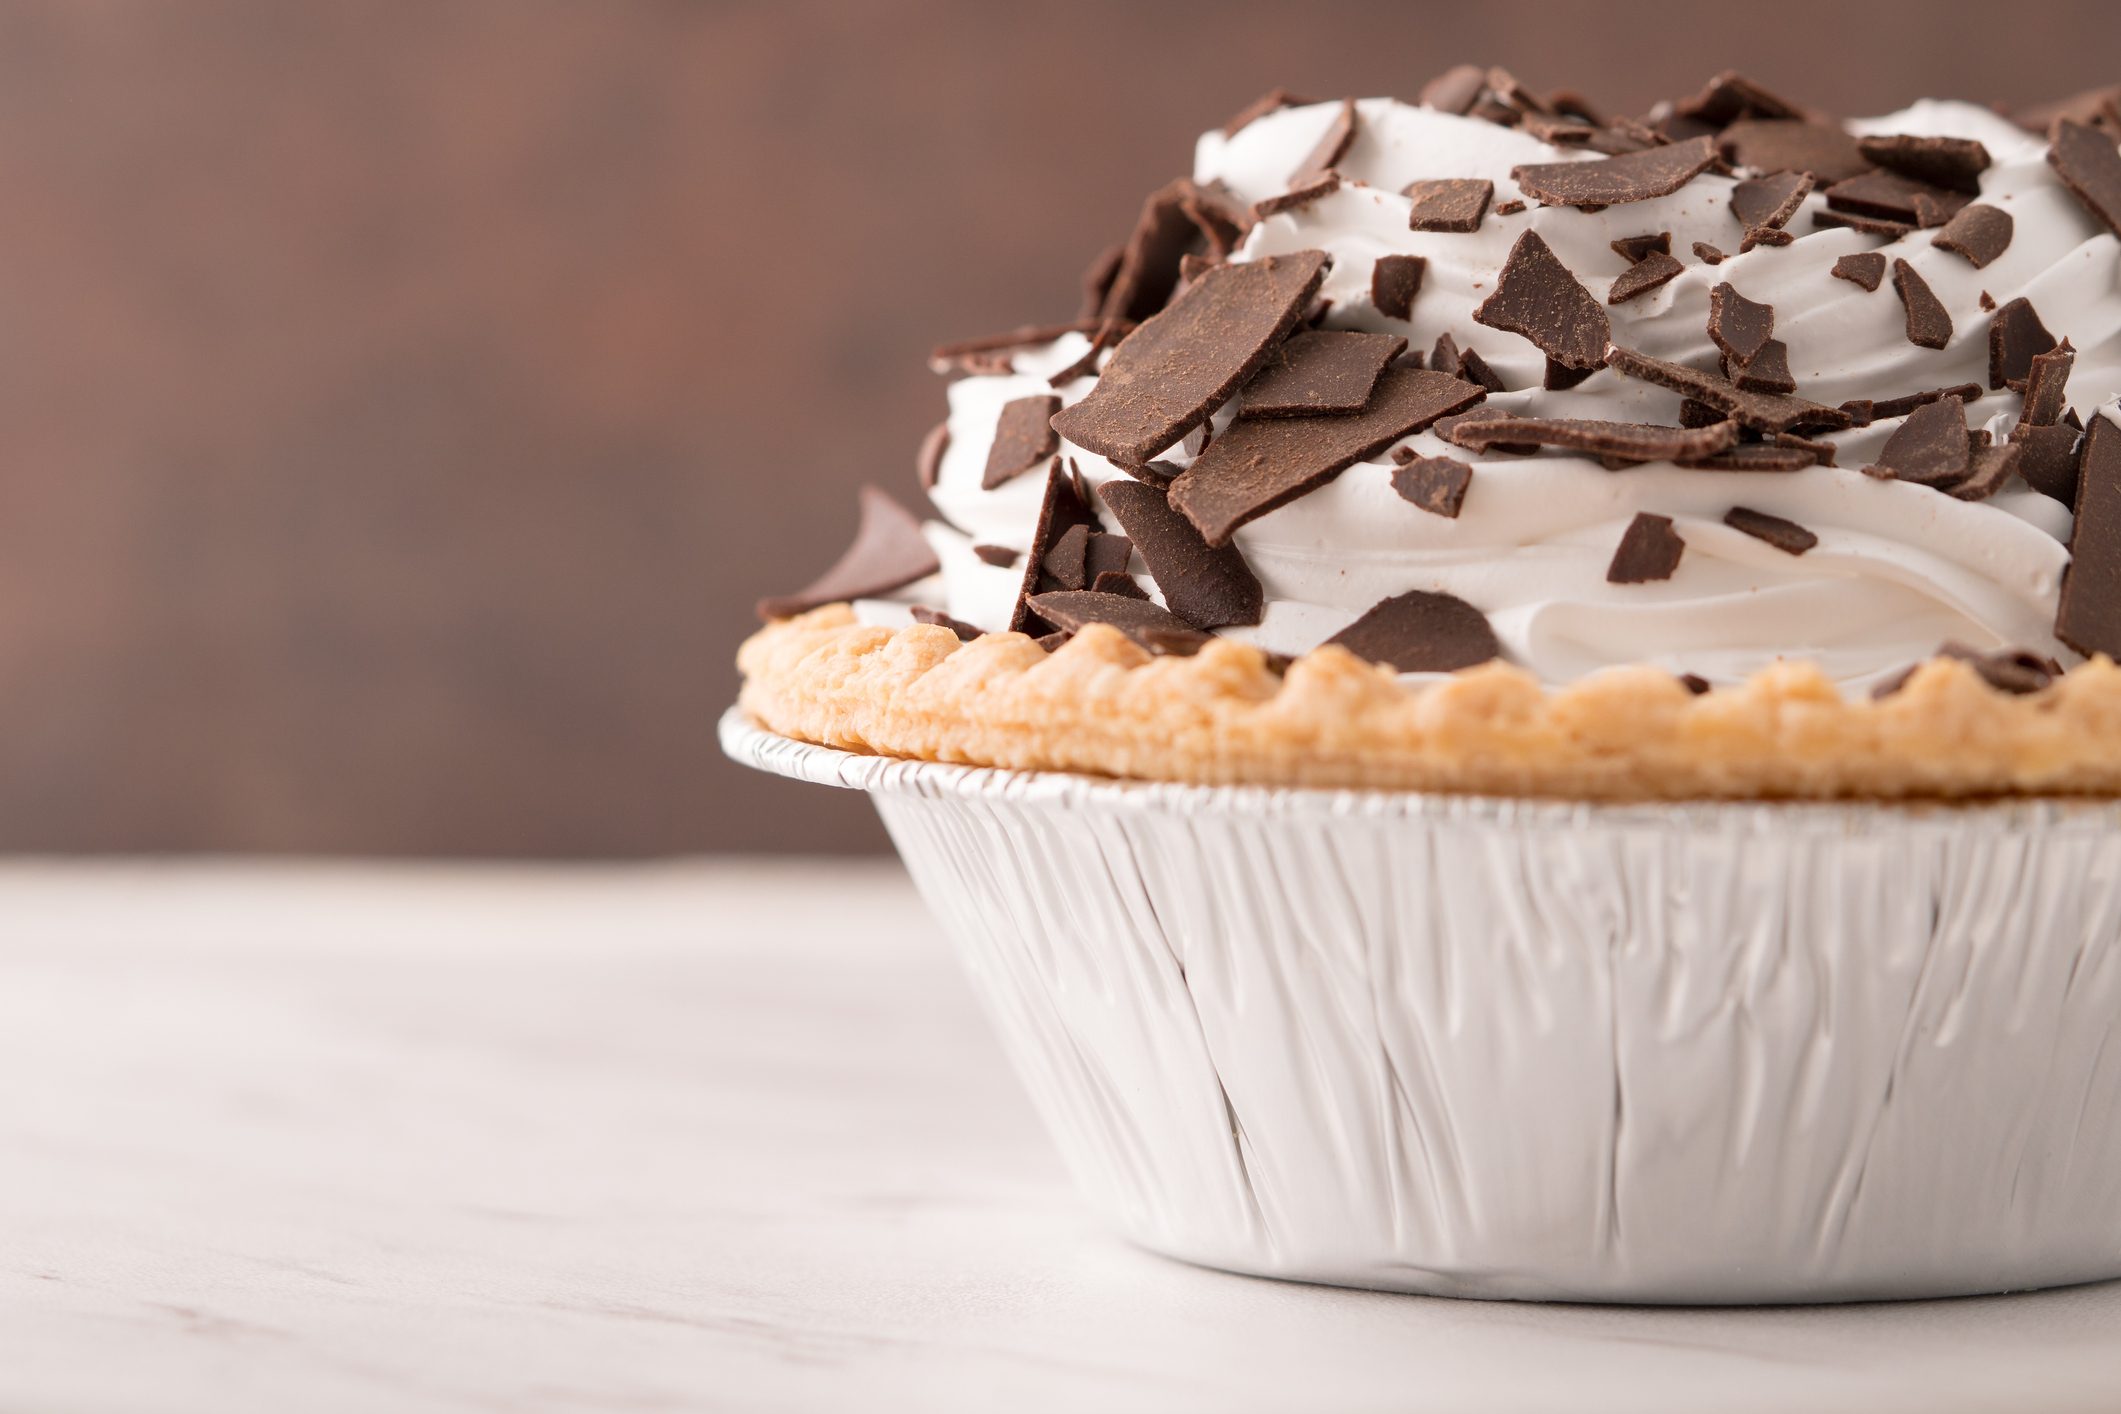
[741,69,2121,798]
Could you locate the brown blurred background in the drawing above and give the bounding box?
[0,0,2110,855]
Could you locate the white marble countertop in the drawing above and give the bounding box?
[3,859,2119,1412]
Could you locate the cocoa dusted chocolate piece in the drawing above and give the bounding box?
[1949,442,2024,502]
[1718,120,1870,182]
[1730,171,1812,249]
[1039,523,1094,589]
[1513,135,1718,208]
[1391,455,1474,518]
[1439,415,1739,463]
[1988,297,2057,391]
[982,395,1061,490]
[1291,99,1358,183]
[972,543,1019,568]
[1096,478,1263,629]
[1813,209,1915,239]
[1831,252,1887,291]
[1025,590,1211,655]
[1825,170,1971,226]
[1010,464,1102,634]
[1723,506,1817,555]
[916,421,951,491]
[1868,382,1984,421]
[1047,319,1125,388]
[2057,417,2121,658]
[1692,241,1727,265]
[1404,178,1494,232]
[2014,423,2084,503]
[1473,231,1611,370]
[1889,259,1952,351]
[1090,571,1148,600]
[1099,179,1229,324]
[1606,512,1687,583]
[1868,396,1971,486]
[1680,443,1819,472]
[756,486,940,620]
[1052,249,1329,466]
[1707,283,1775,363]
[2049,119,2121,236]
[1169,368,1487,545]
[1252,173,1342,219]
[1602,345,1850,434]
[1607,251,1683,304]
[1610,232,1672,264]
[1492,198,1528,216]
[1857,134,1992,194]
[1872,642,2064,699]
[1931,204,2013,269]
[1669,69,1807,126]
[1240,330,1407,417]
[1455,344,1506,393]
[1370,254,1426,320]
[910,606,985,641]
[930,319,1110,376]
[2021,340,2076,425]
[1325,589,1502,673]
[1731,340,1796,395]
[1085,531,1133,583]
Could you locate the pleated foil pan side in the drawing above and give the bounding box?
[722,709,2121,1303]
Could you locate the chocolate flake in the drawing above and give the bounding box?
[2014,422,2084,502]
[1391,455,1474,517]
[1047,319,1124,388]
[1730,171,1812,231]
[1418,66,1488,116]
[1607,512,1687,583]
[1253,172,1343,219]
[1831,252,1887,291]
[1441,415,1739,463]
[1219,87,1318,138]
[1673,70,1807,126]
[1857,134,1992,194]
[1010,464,1101,633]
[1869,396,1970,486]
[1708,283,1775,362]
[1931,203,2014,269]
[2049,119,2121,237]
[1813,209,1915,239]
[1826,170,1971,225]
[1606,250,1683,304]
[1513,135,1718,208]
[1325,590,1501,673]
[1493,198,1528,215]
[1370,254,1427,319]
[1241,329,1407,417]
[1723,505,1816,554]
[1169,368,1486,545]
[1718,120,1870,183]
[2058,417,2121,658]
[1026,590,1210,655]
[1097,477,1263,629]
[910,606,984,641]
[1052,249,1328,466]
[917,421,951,491]
[1731,339,1796,395]
[1405,178,1494,232]
[1874,642,2063,699]
[1692,241,1727,265]
[971,543,1019,568]
[982,395,1061,490]
[1890,259,1953,350]
[1079,244,1124,321]
[1474,231,1611,370]
[2022,340,2076,425]
[1545,358,1598,391]
[1611,232,1673,264]
[930,320,1108,375]
[1100,179,1211,323]
[1292,99,1358,182]
[1456,345,1506,393]
[1039,522,1092,589]
[1680,443,1818,472]
[756,486,939,620]
[1868,383,1984,421]
[1603,345,1850,434]
[1988,297,2057,391]
[1090,571,1148,600]
[1950,442,2023,501]
[1085,532,1132,582]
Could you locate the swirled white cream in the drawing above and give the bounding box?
[904,97,2121,693]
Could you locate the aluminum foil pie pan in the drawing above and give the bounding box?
[722,707,2121,1304]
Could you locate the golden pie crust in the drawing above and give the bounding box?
[738,606,2121,800]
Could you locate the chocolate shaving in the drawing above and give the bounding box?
[1606,512,1686,583]
[1052,249,1328,466]
[983,395,1060,490]
[1718,120,1870,183]
[1731,339,1796,395]
[1025,590,1210,655]
[756,486,939,620]
[1868,396,1970,486]
[1679,443,1818,472]
[1039,522,1091,590]
[1610,232,1672,263]
[1079,245,1124,321]
[1673,70,1807,126]
[930,320,1108,375]
[1240,329,1407,417]
[1418,66,1488,116]
[1890,259,1953,350]
[1085,532,1132,582]
[1812,209,1915,239]
[1097,477,1263,629]
[1731,170,1812,232]
[1692,241,1727,265]
[1723,506,1816,554]
[1391,455,1473,518]
[1873,643,2063,699]
[1708,283,1775,362]
[1931,204,2014,269]
[1455,345,1506,393]
[2021,340,2076,426]
[1607,250,1683,304]
[2014,422,2084,502]
[916,421,951,491]
[1492,198,1529,215]
[1325,590,1501,673]
[1856,134,1991,194]
[2058,417,2121,658]
[910,606,984,641]
[1090,571,1148,600]
[1048,319,1125,388]
[1831,252,1887,291]
[1169,368,1486,545]
[972,543,1018,568]
[1370,254,1426,320]
[1868,383,1984,421]
[1099,179,1211,323]
[1292,99,1358,182]
[1603,345,1849,433]
[1010,464,1101,634]
[1219,88,1318,138]
[1474,231,1611,370]
[1441,415,1739,463]
[1825,170,1970,225]
[1253,172,1342,219]
[1512,135,1718,207]
[2049,119,2121,237]
[1404,178,1494,232]
[1950,442,2023,501]
[1988,297,2057,391]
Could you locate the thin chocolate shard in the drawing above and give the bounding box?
[1607,512,1686,583]
[1052,249,1329,466]
[1869,383,1984,421]
[1825,170,1971,225]
[1079,244,1124,321]
[1084,531,1132,582]
[972,543,1018,568]
[2022,340,2076,425]
[1610,232,1672,263]
[983,395,1061,490]
[1370,254,1427,319]
[1932,204,2014,269]
[2058,417,2121,658]
[1474,231,1611,370]
[1169,368,1487,545]
[1718,120,1870,182]
[1607,250,1683,304]
[1950,442,2023,501]
[1857,134,1992,194]
[1740,226,1796,252]
[1831,252,1887,291]
[917,421,951,491]
[1980,290,1997,311]
[1040,522,1092,590]
[1773,429,1838,467]
[1418,65,1488,116]
[1219,87,1318,138]
[2014,85,2121,136]
[1010,464,1100,634]
[1440,415,1739,463]
[1404,178,1494,232]
[1456,345,1506,393]
[1047,319,1125,388]
[1097,477,1263,629]
[1730,170,1812,231]
[1512,135,1717,207]
[1026,590,1210,655]
[1813,209,1915,239]
[1520,114,1595,145]
[1602,344,1849,433]
[1989,297,2057,391]
[1731,339,1796,395]
[1492,198,1529,215]
[2050,118,2121,237]
[1708,283,1775,362]
[1180,181,1249,256]
[1325,590,1501,673]
[1869,396,1971,486]
[1890,259,1952,350]
[1692,241,1727,265]
[1673,70,1807,125]
[1090,570,1148,600]
[1240,329,1407,418]
[1391,455,1474,517]
[1253,172,1342,219]
[1680,443,1818,472]
[756,486,939,620]
[1874,642,2064,699]
[910,606,984,641]
[1292,99,1358,182]
[1545,358,1598,391]
[1723,505,1816,554]
[930,320,1108,375]
[2014,422,2084,502]
[1099,179,1206,323]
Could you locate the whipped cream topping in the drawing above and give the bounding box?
[906,96,2121,693]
